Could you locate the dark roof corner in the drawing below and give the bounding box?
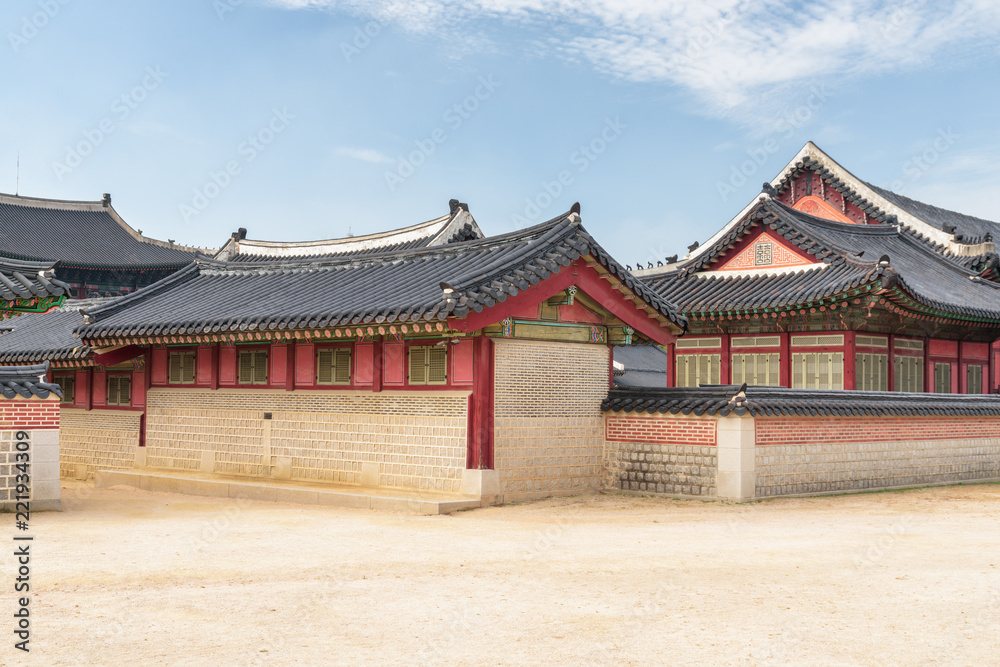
[449,199,469,215]
[101,193,111,207]
[570,202,581,215]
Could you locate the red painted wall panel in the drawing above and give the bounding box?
[196,346,215,386]
[150,348,168,385]
[962,342,989,360]
[355,343,374,385]
[558,302,603,324]
[92,370,107,406]
[928,339,958,358]
[383,342,404,385]
[270,344,288,385]
[131,369,146,408]
[452,339,474,384]
[219,346,237,385]
[74,369,90,409]
[295,343,315,386]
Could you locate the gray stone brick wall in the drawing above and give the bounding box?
[605,441,717,496]
[755,439,1000,497]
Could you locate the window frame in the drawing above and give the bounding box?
[731,352,781,387]
[407,344,449,386]
[675,352,720,388]
[53,372,75,405]
[167,348,198,385]
[966,363,984,395]
[791,351,844,390]
[855,352,888,392]
[106,373,132,407]
[315,344,353,386]
[236,346,270,386]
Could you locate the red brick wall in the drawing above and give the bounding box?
[605,416,717,446]
[756,416,1000,446]
[0,399,60,430]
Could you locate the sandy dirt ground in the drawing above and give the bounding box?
[2,481,999,666]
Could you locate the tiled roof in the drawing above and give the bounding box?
[0,301,107,363]
[865,183,1000,245]
[612,345,667,388]
[0,256,71,302]
[603,385,1000,417]
[645,198,1000,321]
[215,199,483,262]
[0,362,62,400]
[76,209,687,340]
[0,193,204,269]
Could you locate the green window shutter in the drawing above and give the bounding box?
[182,352,196,383]
[317,349,334,384]
[169,353,182,384]
[107,376,118,405]
[333,349,352,385]
[409,347,428,385]
[427,347,447,385]
[238,352,253,384]
[253,351,268,385]
[119,375,131,405]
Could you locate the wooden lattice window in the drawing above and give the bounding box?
[676,354,719,387]
[54,374,75,404]
[967,364,984,394]
[732,353,781,386]
[107,374,132,406]
[894,356,923,392]
[792,352,843,390]
[934,362,952,394]
[856,353,888,391]
[408,346,447,385]
[168,350,196,384]
[317,348,352,385]
[238,350,269,385]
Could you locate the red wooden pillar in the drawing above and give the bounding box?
[721,335,732,385]
[778,332,790,387]
[84,368,93,411]
[923,338,932,393]
[958,343,966,394]
[372,340,383,393]
[666,342,676,388]
[844,331,856,390]
[466,336,495,470]
[991,341,999,393]
[285,341,295,392]
[887,335,896,392]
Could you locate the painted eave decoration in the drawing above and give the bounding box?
[73,206,687,348]
[0,255,69,319]
[643,197,1000,326]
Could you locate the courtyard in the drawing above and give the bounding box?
[10,482,1000,665]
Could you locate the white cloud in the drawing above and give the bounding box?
[334,146,395,164]
[267,0,1000,123]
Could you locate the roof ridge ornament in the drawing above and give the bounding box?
[761,182,778,197]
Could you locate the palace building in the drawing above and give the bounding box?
[635,142,1000,395]
[0,192,205,298]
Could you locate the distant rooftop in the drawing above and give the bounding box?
[214,199,483,262]
[0,192,207,269]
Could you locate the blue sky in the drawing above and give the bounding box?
[2,0,999,263]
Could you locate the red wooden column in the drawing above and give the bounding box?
[720,335,732,385]
[666,342,676,388]
[991,341,999,393]
[778,333,790,387]
[844,331,856,390]
[958,343,966,394]
[372,341,383,393]
[466,336,495,470]
[923,338,932,393]
[887,335,896,392]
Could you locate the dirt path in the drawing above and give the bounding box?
[4,482,999,665]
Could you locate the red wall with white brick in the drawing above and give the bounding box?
[605,415,717,446]
[0,398,61,430]
[755,416,1000,446]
